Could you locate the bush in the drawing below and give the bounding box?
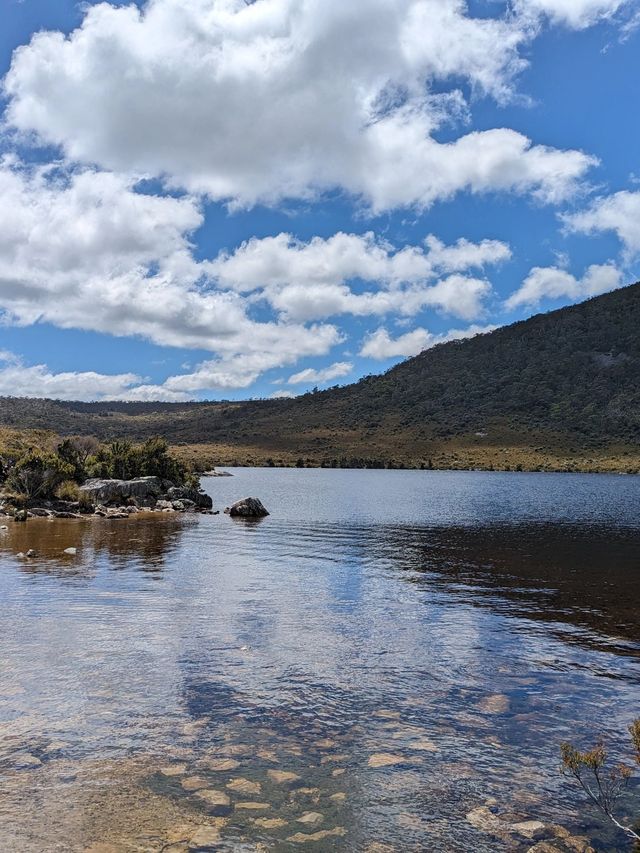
[85,436,187,484]
[7,450,74,501]
[56,480,80,502]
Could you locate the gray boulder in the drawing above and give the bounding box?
[227,497,269,518]
[166,486,213,510]
[79,477,165,504]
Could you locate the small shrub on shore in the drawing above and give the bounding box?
[56,480,80,502]
[7,450,74,501]
[561,719,640,842]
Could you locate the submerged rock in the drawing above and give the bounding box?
[367,753,406,768]
[227,497,269,518]
[188,825,223,848]
[195,789,231,809]
[226,777,262,796]
[287,827,346,843]
[254,817,288,829]
[297,812,324,827]
[267,769,300,785]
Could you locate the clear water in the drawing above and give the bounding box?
[0,469,639,851]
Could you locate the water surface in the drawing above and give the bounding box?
[0,469,639,851]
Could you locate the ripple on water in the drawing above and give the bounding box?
[0,469,638,850]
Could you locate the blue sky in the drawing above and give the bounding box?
[0,0,639,401]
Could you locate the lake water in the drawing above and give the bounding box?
[0,469,639,852]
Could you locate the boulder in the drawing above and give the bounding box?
[166,486,213,510]
[79,477,165,505]
[227,497,269,518]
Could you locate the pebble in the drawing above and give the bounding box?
[181,776,209,791]
[204,757,241,771]
[226,777,262,796]
[234,801,271,811]
[367,753,406,768]
[160,763,188,776]
[11,753,42,769]
[297,812,324,827]
[195,789,231,808]
[256,748,279,763]
[477,694,511,714]
[188,826,223,848]
[314,738,336,749]
[286,827,346,843]
[254,817,288,829]
[63,547,77,555]
[267,769,300,784]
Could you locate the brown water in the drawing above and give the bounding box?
[0,468,639,851]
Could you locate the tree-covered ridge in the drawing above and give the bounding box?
[0,283,639,470]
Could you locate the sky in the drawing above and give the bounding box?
[0,0,639,402]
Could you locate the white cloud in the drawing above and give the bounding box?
[516,0,631,28]
[270,390,296,399]
[564,190,640,255]
[0,352,192,402]
[287,361,352,386]
[505,263,623,309]
[0,159,341,389]
[360,323,495,359]
[212,231,507,322]
[4,0,597,211]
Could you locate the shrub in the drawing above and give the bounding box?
[7,450,74,501]
[561,718,640,842]
[56,480,80,502]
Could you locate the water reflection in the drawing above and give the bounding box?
[2,514,188,578]
[0,470,638,851]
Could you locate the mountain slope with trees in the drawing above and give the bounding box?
[1,283,639,472]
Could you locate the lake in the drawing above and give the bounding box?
[0,469,639,852]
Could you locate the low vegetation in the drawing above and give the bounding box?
[561,719,640,843]
[0,434,193,504]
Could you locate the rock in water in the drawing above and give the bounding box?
[228,497,269,518]
[79,477,165,504]
[63,547,77,555]
[166,486,213,510]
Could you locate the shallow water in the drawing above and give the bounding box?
[0,469,639,851]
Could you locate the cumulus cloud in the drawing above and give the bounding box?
[4,0,597,210]
[212,231,508,322]
[505,263,623,309]
[287,361,353,386]
[564,190,640,255]
[0,351,191,402]
[360,324,495,359]
[516,0,632,28]
[0,158,340,388]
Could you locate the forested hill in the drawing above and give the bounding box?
[1,283,640,471]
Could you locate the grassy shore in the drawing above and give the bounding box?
[2,426,638,476]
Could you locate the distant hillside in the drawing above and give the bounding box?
[1,283,640,472]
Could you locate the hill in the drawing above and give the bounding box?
[1,283,640,472]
